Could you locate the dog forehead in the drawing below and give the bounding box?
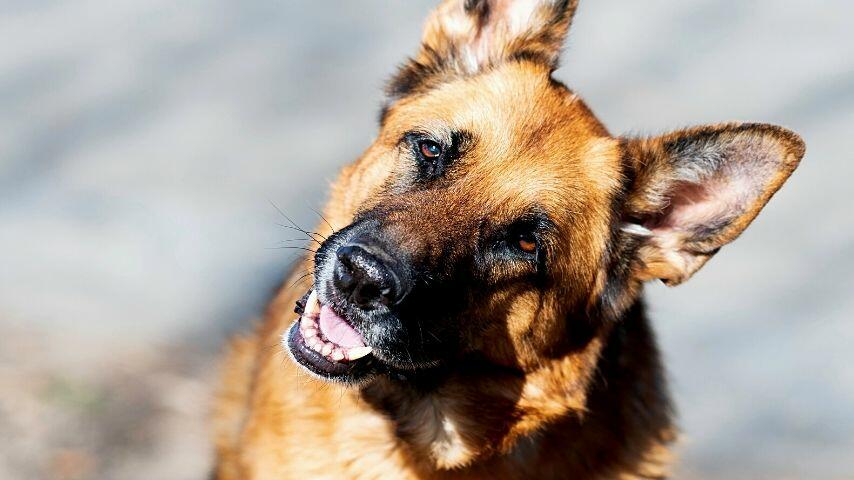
[453,133,622,229]
[387,62,599,141]
[383,62,619,222]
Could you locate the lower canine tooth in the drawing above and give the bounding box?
[304,327,317,338]
[346,346,373,360]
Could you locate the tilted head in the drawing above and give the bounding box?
[284,0,803,465]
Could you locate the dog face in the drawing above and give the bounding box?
[285,0,803,388]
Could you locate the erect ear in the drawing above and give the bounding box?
[387,0,579,99]
[620,123,805,286]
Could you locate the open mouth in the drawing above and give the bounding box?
[283,290,375,381]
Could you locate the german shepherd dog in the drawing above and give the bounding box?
[213,1,804,478]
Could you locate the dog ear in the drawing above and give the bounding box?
[388,0,579,99]
[620,123,805,286]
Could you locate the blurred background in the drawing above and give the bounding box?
[1,1,851,479]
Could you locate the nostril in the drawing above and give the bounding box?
[336,269,356,290]
[353,283,381,306]
[336,245,357,270]
[333,243,402,308]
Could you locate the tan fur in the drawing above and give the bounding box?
[212,334,259,479]
[212,1,803,478]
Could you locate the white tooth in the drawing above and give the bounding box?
[300,315,313,328]
[346,346,373,360]
[304,327,317,338]
[306,291,321,317]
[321,343,333,356]
[331,349,345,361]
[308,337,321,350]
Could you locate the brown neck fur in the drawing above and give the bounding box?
[356,298,675,479]
[214,272,677,480]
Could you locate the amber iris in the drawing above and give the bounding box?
[419,140,442,158]
[518,236,537,253]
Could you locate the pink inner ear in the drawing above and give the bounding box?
[648,136,779,234]
[650,176,752,232]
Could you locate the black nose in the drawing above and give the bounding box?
[333,243,407,308]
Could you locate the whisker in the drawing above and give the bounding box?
[269,200,328,242]
[289,272,314,290]
[269,246,318,253]
[403,345,417,372]
[279,238,315,243]
[275,223,325,245]
[415,318,426,356]
[308,205,336,234]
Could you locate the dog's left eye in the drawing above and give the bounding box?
[491,218,549,273]
[418,140,442,159]
[516,233,537,254]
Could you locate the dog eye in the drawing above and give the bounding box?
[516,232,538,254]
[418,140,442,159]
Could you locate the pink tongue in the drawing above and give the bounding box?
[318,305,366,348]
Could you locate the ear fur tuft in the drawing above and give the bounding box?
[387,0,580,100]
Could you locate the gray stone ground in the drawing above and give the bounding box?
[1,1,852,479]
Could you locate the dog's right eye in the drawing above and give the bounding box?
[418,140,442,159]
[407,136,447,179]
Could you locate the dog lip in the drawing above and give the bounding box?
[291,290,454,382]
[285,289,376,381]
[284,320,377,382]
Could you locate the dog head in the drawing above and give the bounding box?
[285,0,803,425]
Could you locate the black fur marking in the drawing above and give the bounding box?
[464,0,491,28]
[510,50,559,69]
[386,47,461,102]
[377,103,391,126]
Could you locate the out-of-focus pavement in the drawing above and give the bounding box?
[0,1,851,478]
